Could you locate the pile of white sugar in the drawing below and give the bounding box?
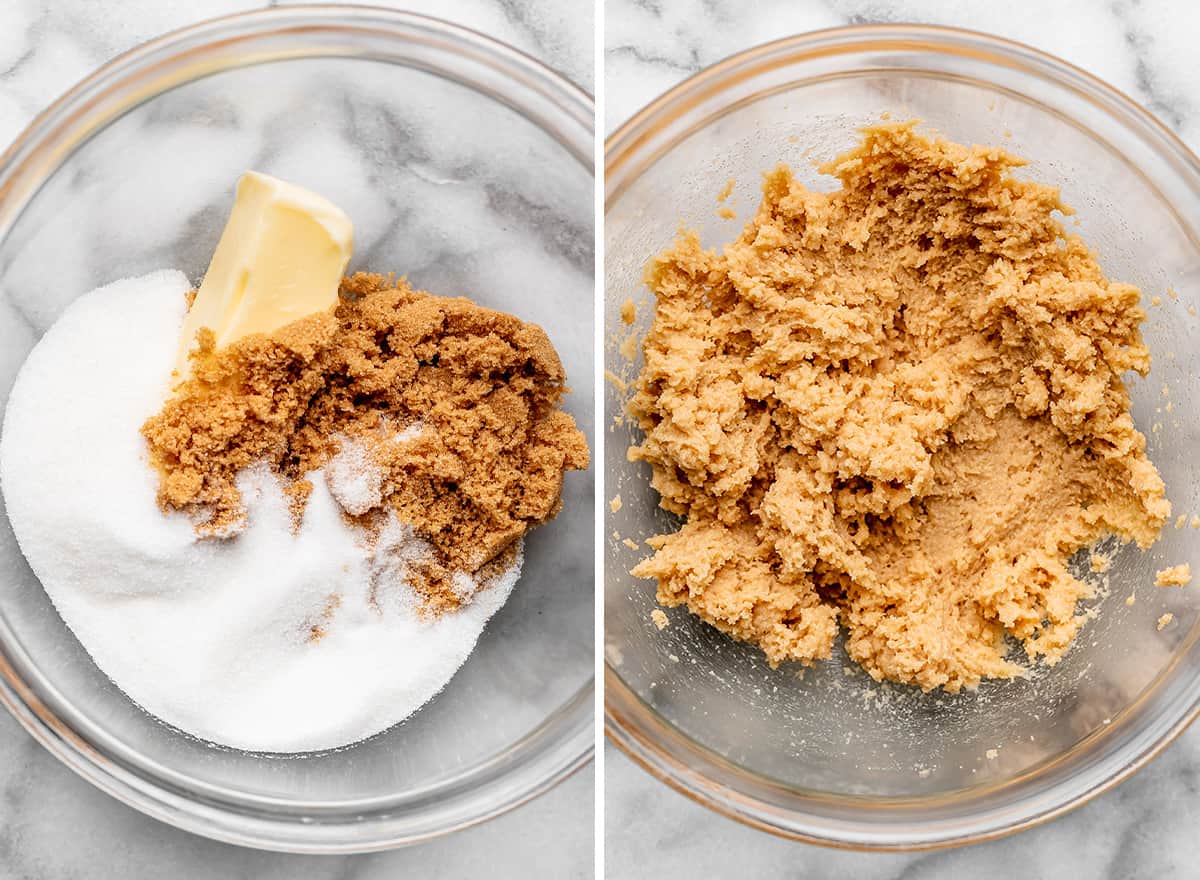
[0,271,521,753]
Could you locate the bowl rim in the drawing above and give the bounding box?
[0,3,594,854]
[603,21,1200,851]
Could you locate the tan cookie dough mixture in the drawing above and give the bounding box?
[629,122,1170,692]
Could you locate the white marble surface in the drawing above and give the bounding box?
[605,0,1197,138]
[604,0,1200,877]
[0,1,593,877]
[606,737,1200,878]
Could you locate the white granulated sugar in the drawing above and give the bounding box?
[324,435,384,516]
[325,425,424,516]
[0,271,521,753]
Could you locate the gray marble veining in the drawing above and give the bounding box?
[606,0,1200,144]
[0,0,593,152]
[604,1,1200,878]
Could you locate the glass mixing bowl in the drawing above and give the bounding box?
[605,25,1200,849]
[0,6,593,853]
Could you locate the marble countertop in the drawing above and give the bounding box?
[0,1,592,878]
[604,0,1200,878]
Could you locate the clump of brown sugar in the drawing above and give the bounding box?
[142,272,589,608]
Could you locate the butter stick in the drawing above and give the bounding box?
[176,171,353,378]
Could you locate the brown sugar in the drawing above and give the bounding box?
[142,272,589,608]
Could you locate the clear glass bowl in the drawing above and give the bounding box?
[0,6,594,853]
[604,25,1200,849]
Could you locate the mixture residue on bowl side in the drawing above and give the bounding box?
[629,121,1170,692]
